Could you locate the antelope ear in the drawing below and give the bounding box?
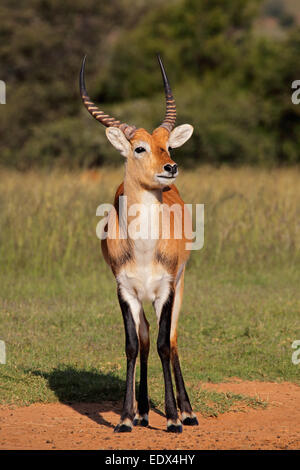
[168,124,194,148]
[106,127,131,157]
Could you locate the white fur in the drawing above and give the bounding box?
[133,140,150,158]
[106,127,131,157]
[168,124,194,149]
[117,190,172,324]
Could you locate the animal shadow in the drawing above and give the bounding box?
[29,367,162,430]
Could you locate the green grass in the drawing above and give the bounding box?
[0,167,299,416]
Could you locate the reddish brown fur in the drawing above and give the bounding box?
[82,53,197,430]
[101,127,192,280]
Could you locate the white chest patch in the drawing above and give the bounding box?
[117,191,172,305]
[118,258,171,303]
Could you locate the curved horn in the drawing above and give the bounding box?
[157,54,176,133]
[79,56,136,140]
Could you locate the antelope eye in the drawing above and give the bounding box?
[135,147,146,154]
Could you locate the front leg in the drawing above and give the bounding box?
[134,309,150,427]
[114,287,140,433]
[156,289,182,433]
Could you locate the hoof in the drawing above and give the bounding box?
[114,424,132,433]
[133,415,149,427]
[182,416,199,426]
[114,419,133,433]
[167,419,182,433]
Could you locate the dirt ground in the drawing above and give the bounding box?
[0,381,299,450]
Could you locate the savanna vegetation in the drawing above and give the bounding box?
[0,168,299,412]
[1,0,300,169]
[0,0,299,414]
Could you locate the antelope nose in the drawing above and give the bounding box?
[164,163,178,175]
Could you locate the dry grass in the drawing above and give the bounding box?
[1,165,299,275]
[0,166,299,408]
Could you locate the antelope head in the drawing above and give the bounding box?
[80,55,193,189]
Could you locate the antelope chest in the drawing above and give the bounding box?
[118,237,172,304]
[117,193,172,303]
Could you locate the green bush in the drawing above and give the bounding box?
[15,117,122,169]
[1,0,300,168]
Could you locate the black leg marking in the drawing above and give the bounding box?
[171,348,198,426]
[114,288,139,433]
[157,290,182,433]
[134,311,150,427]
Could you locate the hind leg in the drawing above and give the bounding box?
[170,273,198,426]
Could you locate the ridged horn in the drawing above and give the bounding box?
[79,56,137,140]
[157,54,176,133]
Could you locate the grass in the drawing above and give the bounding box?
[0,166,299,416]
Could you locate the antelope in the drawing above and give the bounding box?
[80,54,198,433]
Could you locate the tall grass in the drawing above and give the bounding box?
[0,166,299,277]
[0,166,299,409]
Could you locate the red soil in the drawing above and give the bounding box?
[0,381,299,450]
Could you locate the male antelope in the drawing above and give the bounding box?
[80,55,198,433]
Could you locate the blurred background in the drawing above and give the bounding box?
[1,0,300,169]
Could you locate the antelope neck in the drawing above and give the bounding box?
[124,176,163,210]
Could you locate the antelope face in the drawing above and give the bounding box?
[105,125,193,189]
[80,53,193,188]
